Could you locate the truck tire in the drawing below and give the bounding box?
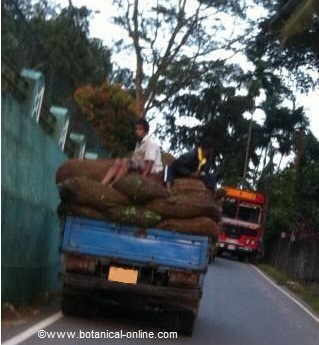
[62,289,92,317]
[168,310,195,336]
[61,294,79,316]
[180,310,196,336]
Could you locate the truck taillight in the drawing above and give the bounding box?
[168,270,199,287]
[65,254,96,274]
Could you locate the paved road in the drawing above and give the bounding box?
[3,259,319,345]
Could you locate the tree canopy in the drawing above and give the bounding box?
[74,82,138,156]
[2,0,112,105]
[112,0,249,117]
[2,0,113,149]
[247,0,319,92]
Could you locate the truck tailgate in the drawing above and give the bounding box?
[62,217,209,271]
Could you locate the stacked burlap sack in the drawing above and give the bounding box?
[56,159,222,238]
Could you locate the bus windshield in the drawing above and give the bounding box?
[223,199,237,218]
[223,199,261,224]
[238,203,260,224]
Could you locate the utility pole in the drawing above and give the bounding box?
[242,113,254,188]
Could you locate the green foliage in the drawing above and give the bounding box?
[248,0,319,91]
[295,133,319,229]
[2,0,112,106]
[157,58,307,187]
[112,0,311,188]
[112,0,249,116]
[74,82,138,156]
[296,161,319,227]
[2,0,120,153]
[280,0,319,42]
[265,168,297,239]
[265,132,319,241]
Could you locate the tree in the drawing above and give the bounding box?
[2,0,113,106]
[269,0,319,43]
[247,0,319,92]
[111,0,312,185]
[155,56,308,187]
[264,131,319,242]
[294,132,319,231]
[74,82,138,156]
[112,0,248,117]
[2,0,115,151]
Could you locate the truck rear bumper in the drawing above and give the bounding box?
[63,273,201,313]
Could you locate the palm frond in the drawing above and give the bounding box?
[281,0,319,43]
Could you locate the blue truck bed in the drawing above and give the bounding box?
[62,216,209,271]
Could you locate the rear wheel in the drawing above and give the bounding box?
[61,294,79,316]
[168,310,196,336]
[180,310,196,336]
[62,287,94,317]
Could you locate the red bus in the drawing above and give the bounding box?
[216,187,266,262]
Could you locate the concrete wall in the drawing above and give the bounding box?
[1,91,67,303]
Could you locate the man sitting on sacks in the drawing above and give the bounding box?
[101,119,163,185]
[165,139,220,193]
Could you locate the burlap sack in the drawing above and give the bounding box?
[56,159,115,183]
[171,178,207,194]
[113,173,168,204]
[58,177,130,211]
[57,202,106,220]
[214,188,227,200]
[146,193,222,221]
[107,206,161,228]
[158,217,220,237]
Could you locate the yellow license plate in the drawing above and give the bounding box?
[108,266,138,284]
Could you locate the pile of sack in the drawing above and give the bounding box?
[56,159,222,238]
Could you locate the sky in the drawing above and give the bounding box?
[57,0,318,141]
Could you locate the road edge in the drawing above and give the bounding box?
[2,311,63,345]
[251,265,319,323]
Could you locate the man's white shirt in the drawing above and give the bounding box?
[132,135,163,174]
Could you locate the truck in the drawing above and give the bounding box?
[216,186,266,262]
[60,216,210,335]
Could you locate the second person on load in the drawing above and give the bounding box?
[165,140,219,192]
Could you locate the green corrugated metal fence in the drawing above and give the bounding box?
[1,91,67,303]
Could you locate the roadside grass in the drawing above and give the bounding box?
[258,264,319,314]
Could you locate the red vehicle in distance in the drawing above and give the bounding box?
[216,187,266,262]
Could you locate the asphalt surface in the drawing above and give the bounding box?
[2,258,319,345]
